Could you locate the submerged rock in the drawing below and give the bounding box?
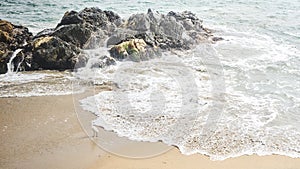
[89,55,116,68]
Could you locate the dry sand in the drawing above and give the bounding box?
[0,94,300,169]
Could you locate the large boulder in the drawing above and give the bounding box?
[127,13,150,32]
[159,15,184,40]
[0,19,32,74]
[105,9,213,52]
[167,11,204,31]
[53,24,93,48]
[57,7,121,28]
[80,8,120,27]
[48,7,122,49]
[31,36,85,70]
[26,7,123,71]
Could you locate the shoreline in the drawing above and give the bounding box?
[1,94,300,169]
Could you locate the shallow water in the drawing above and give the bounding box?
[0,71,76,97]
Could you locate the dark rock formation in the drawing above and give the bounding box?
[0,7,221,74]
[53,23,92,48]
[0,19,32,74]
[31,36,84,70]
[53,7,121,48]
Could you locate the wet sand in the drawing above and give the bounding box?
[0,95,300,169]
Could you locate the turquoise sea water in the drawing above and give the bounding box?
[1,0,299,46]
[1,0,300,160]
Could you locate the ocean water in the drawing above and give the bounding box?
[1,0,300,160]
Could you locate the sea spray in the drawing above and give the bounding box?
[6,49,23,75]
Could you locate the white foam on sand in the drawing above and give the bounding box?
[79,29,300,160]
[0,71,78,97]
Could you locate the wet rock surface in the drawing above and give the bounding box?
[0,7,220,74]
[0,19,32,74]
[31,36,84,70]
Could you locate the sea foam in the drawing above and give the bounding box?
[79,30,300,160]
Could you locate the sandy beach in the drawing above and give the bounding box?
[1,94,300,169]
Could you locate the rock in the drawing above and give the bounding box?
[84,30,108,49]
[53,24,93,48]
[159,15,184,40]
[109,39,146,60]
[33,36,53,48]
[127,13,150,32]
[117,9,214,51]
[106,29,137,46]
[0,19,32,73]
[89,55,116,68]
[57,7,121,27]
[0,19,32,49]
[52,7,121,48]
[109,39,161,61]
[56,11,84,27]
[79,7,111,27]
[0,8,221,74]
[104,10,122,24]
[0,30,12,43]
[0,20,14,33]
[33,28,55,39]
[167,11,204,32]
[147,9,162,34]
[212,37,224,42]
[133,32,157,47]
[31,36,85,70]
[0,50,11,74]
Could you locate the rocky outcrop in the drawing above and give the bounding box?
[105,9,216,60]
[31,36,84,70]
[53,23,93,48]
[53,7,121,48]
[0,19,32,74]
[118,9,213,48]
[0,7,222,74]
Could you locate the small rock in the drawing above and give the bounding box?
[212,37,224,42]
[89,55,116,68]
[110,38,161,61]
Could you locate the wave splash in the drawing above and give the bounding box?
[78,28,300,160]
